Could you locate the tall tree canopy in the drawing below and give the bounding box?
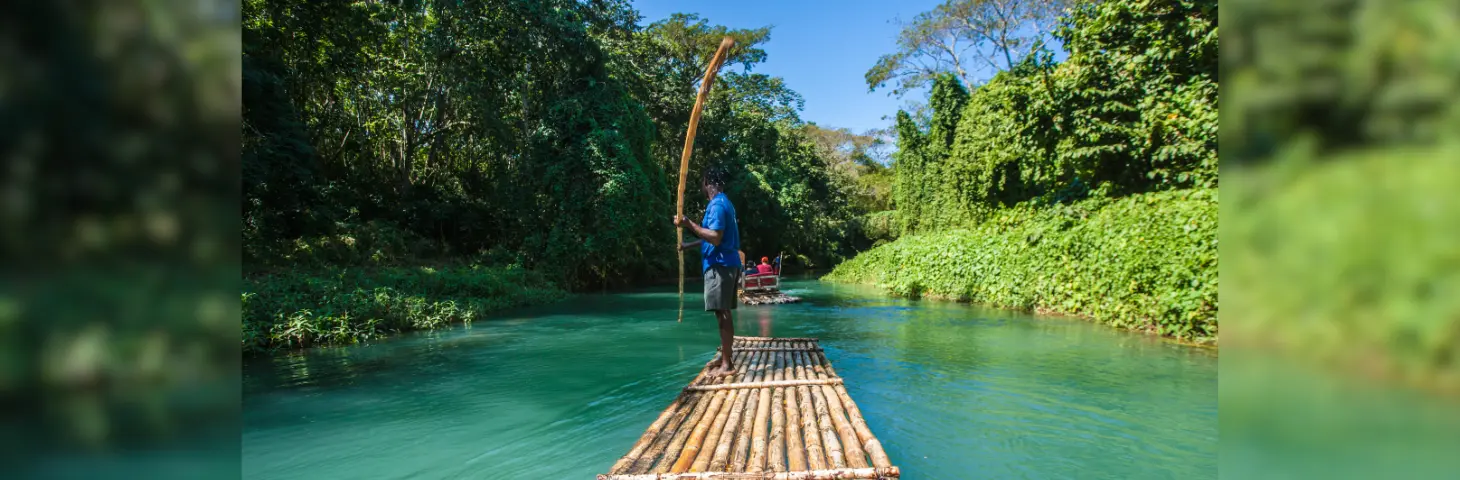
[866,0,1069,96]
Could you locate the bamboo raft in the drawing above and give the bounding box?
[600,336,899,480]
[740,290,803,306]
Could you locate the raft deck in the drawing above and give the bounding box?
[600,336,899,479]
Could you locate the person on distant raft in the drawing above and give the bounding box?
[675,165,742,378]
[756,256,774,275]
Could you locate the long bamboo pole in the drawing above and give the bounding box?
[677,37,736,322]
[597,467,901,480]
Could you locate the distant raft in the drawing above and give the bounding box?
[599,336,900,480]
[739,271,802,306]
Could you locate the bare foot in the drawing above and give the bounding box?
[712,363,737,378]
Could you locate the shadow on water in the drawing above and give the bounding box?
[243,276,1218,479]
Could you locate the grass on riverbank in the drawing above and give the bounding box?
[242,265,567,354]
[824,189,1217,343]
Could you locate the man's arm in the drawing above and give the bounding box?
[679,239,704,251]
[674,201,725,246]
[677,217,723,246]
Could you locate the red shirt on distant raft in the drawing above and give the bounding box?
[756,257,774,275]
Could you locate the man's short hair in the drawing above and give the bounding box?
[701,164,730,190]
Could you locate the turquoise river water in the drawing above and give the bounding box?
[242,277,1217,479]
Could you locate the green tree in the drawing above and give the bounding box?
[866,0,1068,96]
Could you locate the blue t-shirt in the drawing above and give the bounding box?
[700,192,741,272]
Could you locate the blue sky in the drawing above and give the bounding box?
[631,0,949,135]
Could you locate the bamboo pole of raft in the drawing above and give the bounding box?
[629,386,708,473]
[725,346,824,352]
[668,339,759,469]
[709,348,762,471]
[792,347,828,470]
[703,349,764,471]
[727,348,768,472]
[626,346,755,474]
[681,344,762,472]
[795,348,845,469]
[745,349,776,473]
[783,353,808,472]
[684,378,844,391]
[740,346,776,470]
[631,351,745,475]
[799,346,869,469]
[687,343,763,472]
[802,344,866,468]
[657,344,759,469]
[767,350,787,473]
[611,356,725,474]
[598,467,902,480]
[676,36,736,323]
[807,347,890,469]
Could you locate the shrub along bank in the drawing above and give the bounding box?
[824,189,1217,343]
[1224,145,1460,392]
[243,265,567,354]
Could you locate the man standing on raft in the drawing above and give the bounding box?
[675,165,741,378]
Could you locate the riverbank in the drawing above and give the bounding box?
[823,188,1217,344]
[242,265,568,354]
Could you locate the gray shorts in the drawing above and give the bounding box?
[704,265,741,311]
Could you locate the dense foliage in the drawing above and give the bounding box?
[892,0,1217,234]
[836,0,1219,341]
[827,189,1216,342]
[243,0,669,287]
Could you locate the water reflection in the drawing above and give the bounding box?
[757,308,772,337]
